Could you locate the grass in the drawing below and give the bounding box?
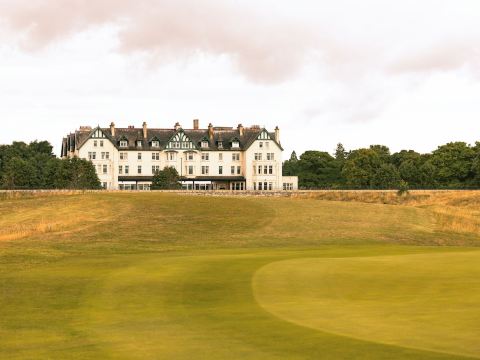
[0,191,479,359]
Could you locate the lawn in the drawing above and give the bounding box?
[0,192,479,359]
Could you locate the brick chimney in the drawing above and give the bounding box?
[142,122,147,138]
[174,122,181,131]
[208,123,214,140]
[275,126,280,143]
[193,119,199,130]
[237,123,244,136]
[110,122,115,137]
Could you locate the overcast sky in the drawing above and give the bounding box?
[1,0,480,157]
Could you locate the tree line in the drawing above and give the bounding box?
[0,141,101,190]
[283,142,480,190]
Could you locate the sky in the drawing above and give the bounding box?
[1,0,480,157]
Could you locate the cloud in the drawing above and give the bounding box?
[0,0,319,83]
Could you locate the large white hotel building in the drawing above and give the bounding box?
[61,120,298,191]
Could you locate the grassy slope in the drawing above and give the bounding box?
[0,193,479,359]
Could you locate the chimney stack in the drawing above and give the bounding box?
[110,122,115,137]
[237,123,244,136]
[274,126,280,143]
[142,122,147,138]
[208,123,214,140]
[174,122,181,131]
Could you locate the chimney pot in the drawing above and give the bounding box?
[237,123,244,136]
[110,122,115,137]
[274,126,280,143]
[174,122,181,131]
[193,119,199,130]
[208,123,214,140]
[142,122,147,138]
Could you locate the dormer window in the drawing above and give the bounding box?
[120,140,128,148]
[137,140,142,148]
[232,140,239,148]
[218,141,223,149]
[201,140,209,148]
[152,140,160,148]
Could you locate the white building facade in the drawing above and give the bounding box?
[61,120,298,191]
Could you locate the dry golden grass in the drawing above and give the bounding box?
[294,190,480,235]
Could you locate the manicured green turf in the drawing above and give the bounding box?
[0,193,479,359]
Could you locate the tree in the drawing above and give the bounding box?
[431,142,475,188]
[289,151,298,161]
[296,151,343,189]
[342,148,384,188]
[334,143,347,162]
[151,167,181,190]
[371,163,401,189]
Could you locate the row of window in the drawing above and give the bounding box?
[256,165,274,175]
[117,165,243,176]
[258,141,271,149]
[93,140,105,147]
[119,140,241,149]
[254,153,275,161]
[283,183,294,191]
[117,152,241,162]
[88,152,110,160]
[254,182,274,191]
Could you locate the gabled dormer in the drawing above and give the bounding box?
[230,137,240,149]
[200,136,210,149]
[92,127,107,139]
[166,129,196,150]
[118,135,129,148]
[257,129,272,140]
[150,136,161,148]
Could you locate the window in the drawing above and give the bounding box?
[168,152,176,161]
[120,140,128,147]
[97,164,101,173]
[103,165,108,174]
[265,142,270,149]
[138,165,142,174]
[187,153,194,161]
[259,142,263,148]
[264,182,268,190]
[219,166,223,175]
[138,153,142,160]
[283,183,293,191]
[255,153,262,161]
[257,165,262,175]
[101,152,106,160]
[94,140,98,147]
[172,142,180,148]
[188,165,194,175]
[201,141,209,148]
[218,141,223,149]
[269,165,273,174]
[258,182,263,191]
[267,153,275,160]
[119,165,123,175]
[201,152,209,161]
[120,152,128,160]
[152,152,160,161]
[232,153,240,161]
[264,166,268,175]
[105,152,110,160]
[218,153,223,161]
[237,166,241,175]
[202,166,209,175]
[231,166,235,175]
[152,165,160,174]
[102,182,107,189]
[232,140,239,148]
[268,182,273,191]
[152,141,160,148]
[88,152,96,160]
[125,165,129,174]
[100,140,104,147]
[137,140,142,147]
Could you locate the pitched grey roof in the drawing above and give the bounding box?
[63,124,282,154]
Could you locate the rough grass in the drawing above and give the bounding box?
[0,192,479,359]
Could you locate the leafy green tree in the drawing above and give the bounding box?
[2,157,37,189]
[151,167,181,190]
[296,151,343,189]
[371,163,401,189]
[342,148,384,188]
[431,142,475,188]
[334,143,347,162]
